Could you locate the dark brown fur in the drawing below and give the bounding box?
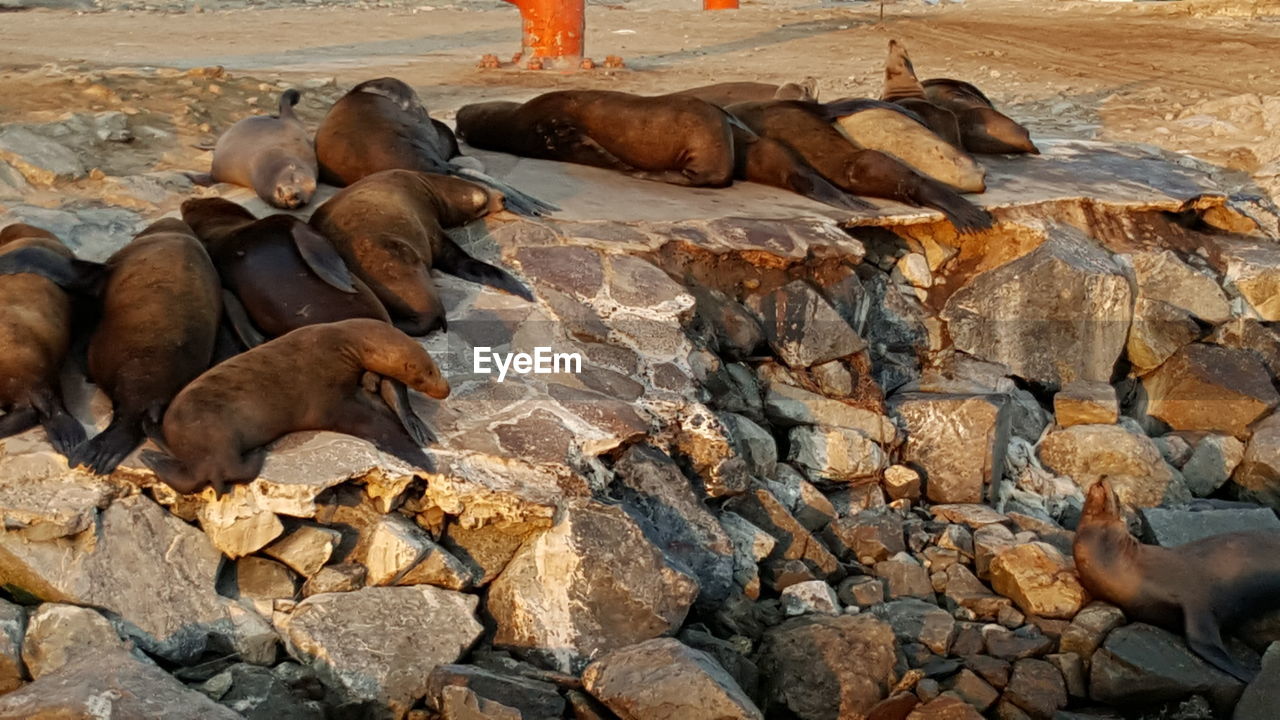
[677,80,818,106]
[922,78,1039,154]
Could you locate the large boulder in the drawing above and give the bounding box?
[197,663,325,720]
[1088,623,1243,712]
[1220,238,1280,321]
[1234,641,1280,720]
[487,500,699,673]
[788,426,888,483]
[747,280,866,369]
[1138,506,1280,547]
[1128,250,1230,325]
[582,638,763,720]
[758,614,897,720]
[891,393,1011,503]
[1038,424,1190,507]
[21,604,130,679]
[1142,344,1279,439]
[940,225,1132,388]
[426,664,566,719]
[989,542,1089,620]
[278,586,483,717]
[723,489,840,586]
[1235,413,1280,507]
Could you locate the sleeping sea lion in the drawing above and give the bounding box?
[309,169,533,335]
[314,77,554,216]
[724,100,993,233]
[68,218,222,475]
[922,78,1039,155]
[819,98,986,193]
[140,319,451,495]
[181,197,435,446]
[1074,478,1280,681]
[455,90,737,188]
[0,224,89,455]
[208,89,318,209]
[677,79,819,106]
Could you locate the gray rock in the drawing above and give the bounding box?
[0,648,242,719]
[263,525,342,578]
[781,580,841,616]
[941,225,1131,388]
[582,638,763,720]
[21,604,128,679]
[764,381,897,444]
[838,576,886,607]
[984,624,1055,661]
[426,664,565,719]
[1005,658,1068,719]
[0,600,23,693]
[1234,641,1280,720]
[1039,424,1190,508]
[719,412,778,478]
[1139,506,1280,546]
[943,563,1011,620]
[822,509,906,564]
[871,598,956,655]
[719,511,775,599]
[302,563,366,596]
[0,126,86,184]
[1233,413,1280,508]
[488,500,699,673]
[945,668,999,712]
[906,693,984,719]
[691,285,765,359]
[1180,434,1245,497]
[787,425,887,482]
[1143,344,1279,440]
[759,614,897,720]
[747,280,867,369]
[891,392,1011,504]
[279,585,483,717]
[1059,602,1126,663]
[723,489,839,587]
[198,663,324,720]
[1088,623,1243,712]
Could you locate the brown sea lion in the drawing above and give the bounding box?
[180,197,435,446]
[67,218,222,475]
[455,90,736,188]
[140,319,451,495]
[1074,479,1280,681]
[207,90,318,209]
[677,79,819,106]
[879,40,964,148]
[729,124,874,212]
[309,169,533,335]
[0,224,89,455]
[724,100,993,232]
[314,77,554,216]
[922,78,1039,155]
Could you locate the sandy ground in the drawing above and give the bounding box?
[1,0,1280,193]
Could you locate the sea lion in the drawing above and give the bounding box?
[0,224,89,455]
[314,77,554,216]
[208,89,318,209]
[677,79,819,106]
[309,169,534,335]
[67,218,222,475]
[730,124,874,212]
[181,197,435,446]
[922,78,1039,155]
[140,319,451,495]
[455,91,736,188]
[819,98,986,193]
[879,40,965,148]
[724,100,993,233]
[1074,479,1280,681]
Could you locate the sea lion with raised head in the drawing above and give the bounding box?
[67,218,222,475]
[879,40,965,148]
[0,224,89,455]
[314,77,554,216]
[725,100,993,233]
[1074,479,1280,681]
[140,319,451,495]
[207,89,318,209]
[455,90,737,188]
[922,78,1039,155]
[308,169,533,335]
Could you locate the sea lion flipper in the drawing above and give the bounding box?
[290,223,358,293]
[1183,604,1257,682]
[909,176,994,234]
[0,247,105,294]
[69,416,145,476]
[31,389,86,456]
[278,89,301,120]
[450,167,559,217]
[0,406,40,440]
[378,378,436,446]
[435,235,534,301]
[333,394,434,472]
[221,290,268,349]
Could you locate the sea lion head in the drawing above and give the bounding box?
[352,77,422,112]
[964,107,1039,155]
[271,162,317,210]
[181,197,257,245]
[1083,477,1122,524]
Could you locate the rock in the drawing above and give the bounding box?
[1129,250,1230,325]
[973,523,1016,579]
[0,126,86,184]
[906,694,985,719]
[1236,413,1280,507]
[0,494,268,664]
[759,614,897,720]
[0,468,126,542]
[1038,424,1190,508]
[582,638,763,720]
[875,554,935,600]
[1004,659,1067,719]
[822,509,906,564]
[1143,344,1279,439]
[426,664,565,719]
[723,489,840,586]
[1088,623,1243,712]
[788,425,887,482]
[691,285,764,359]
[764,380,897,444]
[838,576,886,607]
[940,225,1131,388]
[0,648,241,719]
[1053,382,1118,427]
[1059,603,1125,663]
[196,492,287,560]
[0,600,22,693]
[1179,434,1245,497]
[872,598,956,655]
[237,556,300,601]
[964,655,1011,689]
[674,408,752,498]
[933,504,1010,529]
[1046,652,1087,699]
[892,393,1011,504]
[1208,318,1280,379]
[812,361,855,397]
[719,412,777,478]
[263,525,342,577]
[1221,239,1280,321]
[198,663,324,720]
[944,564,1011,620]
[1126,297,1201,372]
[302,563,366,596]
[1139,506,1280,546]
[945,668,999,712]
[487,500,699,673]
[983,625,1054,662]
[781,580,841,616]
[719,511,775,598]
[279,586,483,716]
[1234,641,1280,720]
[988,542,1089,620]
[885,465,923,502]
[747,280,866,369]
[21,604,129,679]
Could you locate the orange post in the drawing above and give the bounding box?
[703,0,738,9]
[513,0,586,69]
